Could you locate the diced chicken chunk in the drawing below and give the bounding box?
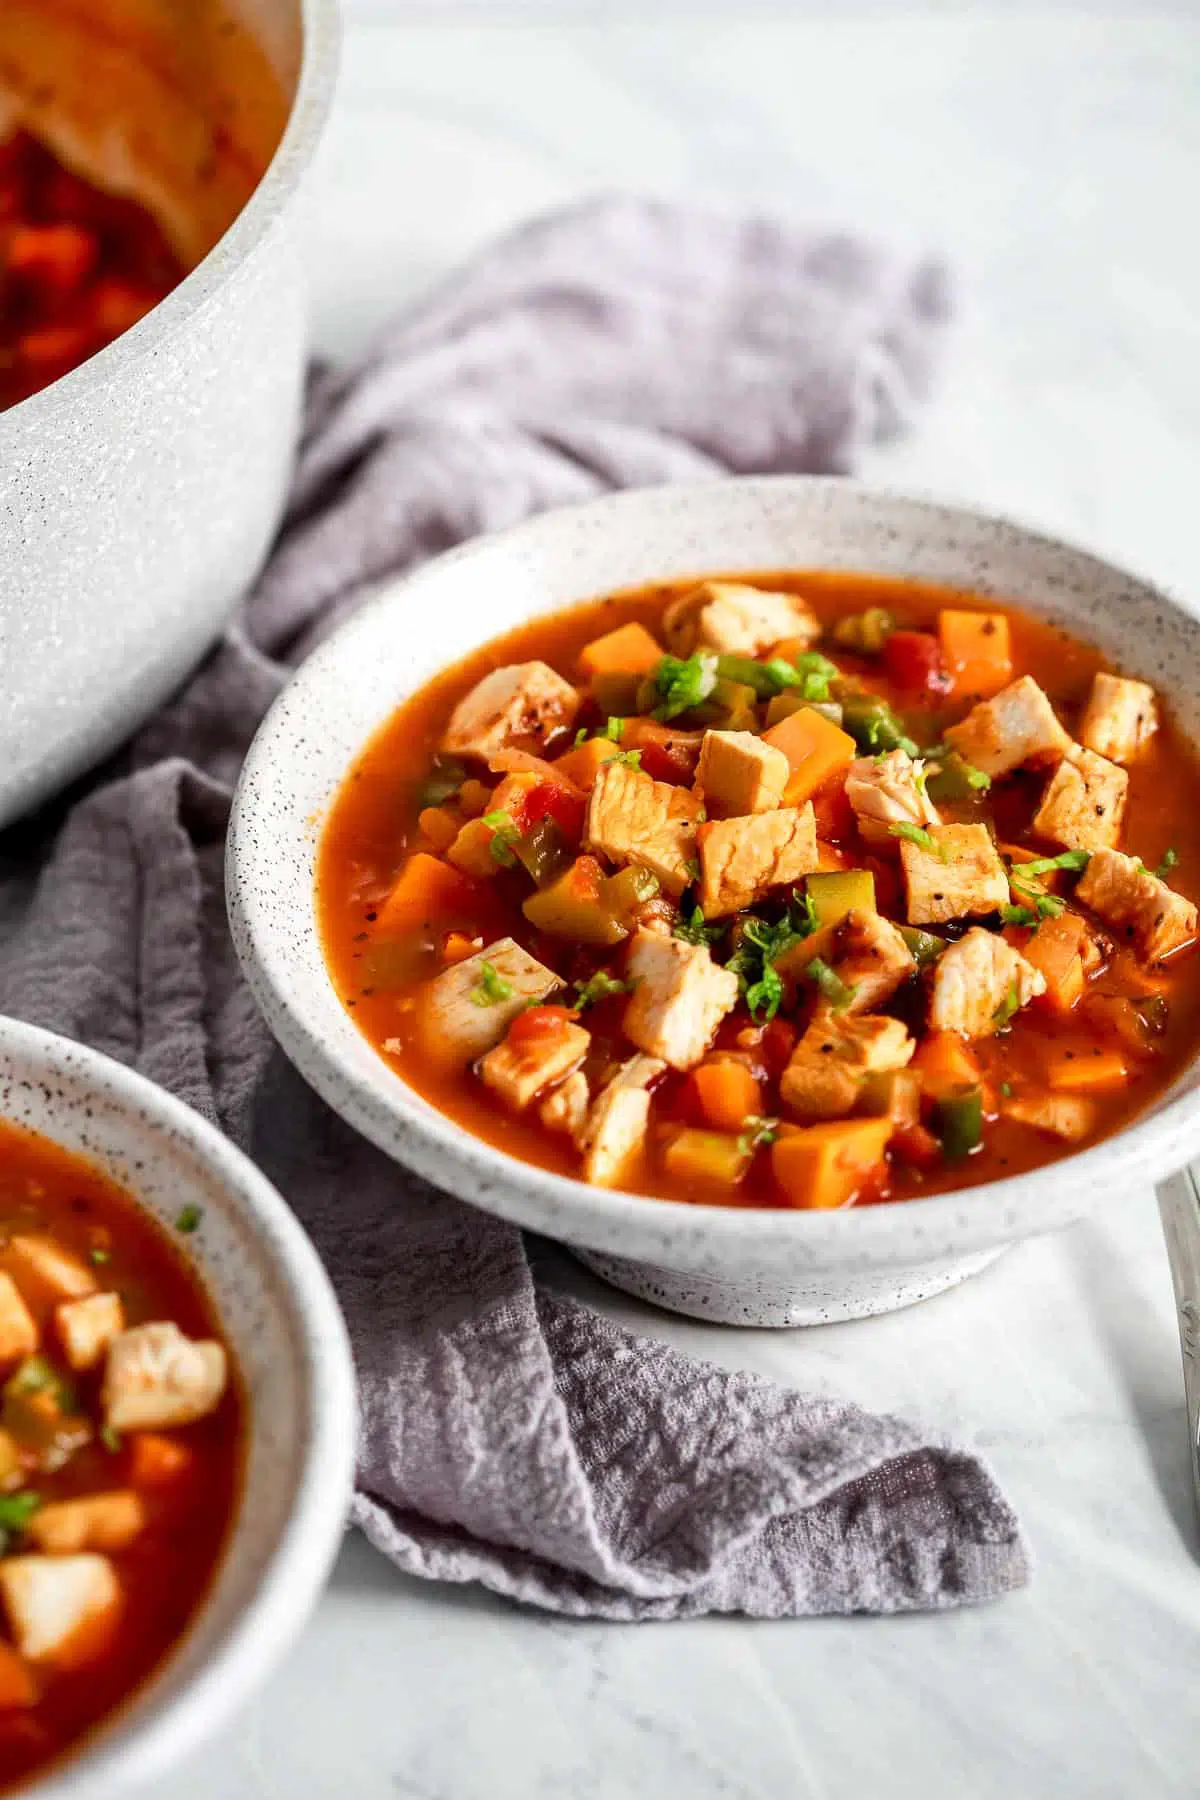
[696,730,789,818]
[900,823,1010,925]
[480,1019,590,1110]
[1078,671,1158,764]
[928,928,1046,1038]
[28,1492,145,1556]
[583,760,702,897]
[539,1069,590,1140]
[102,1322,227,1434]
[578,1055,665,1187]
[622,930,739,1070]
[0,1555,119,1666]
[664,582,820,658]
[1032,745,1128,853]
[442,662,580,761]
[944,675,1072,779]
[1004,1091,1096,1143]
[413,938,562,1066]
[55,1292,125,1373]
[1,1237,96,1313]
[780,1011,915,1120]
[845,750,940,847]
[697,806,819,918]
[1075,848,1198,963]
[777,908,916,1014]
[0,1275,37,1365]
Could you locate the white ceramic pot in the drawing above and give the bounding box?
[0,0,340,829]
[0,1015,356,1799]
[226,479,1200,1326]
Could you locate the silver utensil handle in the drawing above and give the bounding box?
[1158,1166,1200,1515]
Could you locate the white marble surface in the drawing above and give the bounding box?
[163,10,1200,1797]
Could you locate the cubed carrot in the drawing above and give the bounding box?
[458,779,493,818]
[373,853,481,935]
[0,1643,37,1711]
[1022,913,1088,1015]
[938,610,1013,700]
[810,777,856,842]
[1039,1044,1128,1090]
[815,841,853,872]
[911,1030,982,1100]
[771,1118,893,1210]
[129,1432,193,1488]
[417,806,459,853]
[438,931,479,966]
[551,737,623,790]
[578,622,663,680]
[762,708,857,806]
[689,1060,764,1133]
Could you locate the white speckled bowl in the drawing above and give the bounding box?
[0,1017,355,1798]
[227,479,1200,1327]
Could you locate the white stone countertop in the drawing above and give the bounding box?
[161,8,1200,1796]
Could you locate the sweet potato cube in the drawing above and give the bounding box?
[938,610,1013,700]
[0,1276,38,1366]
[28,1492,145,1556]
[578,622,663,680]
[55,1292,124,1373]
[372,854,480,938]
[129,1432,194,1489]
[771,1118,892,1210]
[1,1238,96,1315]
[762,708,857,806]
[551,737,623,790]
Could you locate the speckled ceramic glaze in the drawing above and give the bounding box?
[0,0,340,830]
[227,479,1200,1326]
[0,1017,355,1799]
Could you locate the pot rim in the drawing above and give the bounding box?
[0,0,341,441]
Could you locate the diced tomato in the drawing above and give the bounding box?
[891,1122,943,1171]
[810,776,856,842]
[884,630,953,698]
[622,719,703,784]
[863,855,902,915]
[507,1004,580,1045]
[524,781,586,842]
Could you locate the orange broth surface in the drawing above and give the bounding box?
[317,571,1200,1209]
[0,1120,242,1791]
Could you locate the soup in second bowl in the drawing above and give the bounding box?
[318,571,1200,1212]
[0,1118,240,1790]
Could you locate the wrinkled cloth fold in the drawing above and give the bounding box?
[0,196,1029,1617]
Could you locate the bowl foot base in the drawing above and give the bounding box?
[572,1244,1009,1327]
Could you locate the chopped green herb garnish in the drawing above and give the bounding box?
[572,970,632,1009]
[652,652,719,721]
[788,889,821,938]
[573,726,588,748]
[611,748,642,771]
[482,810,521,868]
[1010,849,1090,878]
[898,925,946,966]
[726,914,804,1023]
[1000,1081,1013,1098]
[737,1116,780,1155]
[470,961,514,1007]
[888,822,947,859]
[0,1493,40,1534]
[674,903,725,948]
[993,979,1021,1031]
[88,1247,111,1266]
[792,651,840,702]
[999,904,1039,928]
[805,957,859,1012]
[1155,847,1179,880]
[604,716,625,742]
[175,1203,203,1234]
[101,1425,122,1454]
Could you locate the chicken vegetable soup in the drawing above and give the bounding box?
[0,1119,239,1789]
[318,572,1200,1211]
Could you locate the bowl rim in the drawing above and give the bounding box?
[227,475,1200,1259]
[0,0,341,441]
[0,1015,357,1800]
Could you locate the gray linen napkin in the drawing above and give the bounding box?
[0,197,1029,1617]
